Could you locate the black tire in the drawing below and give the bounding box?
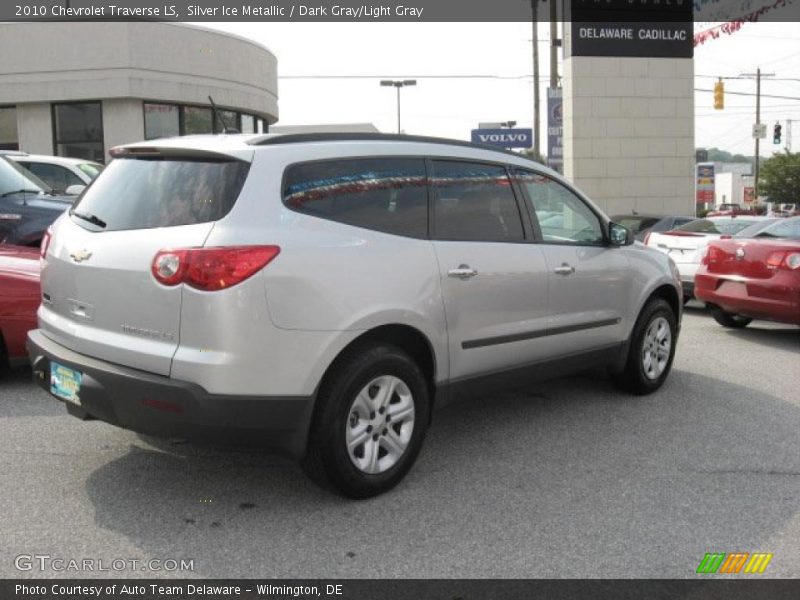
[301,343,430,498]
[710,307,752,329]
[613,298,678,395]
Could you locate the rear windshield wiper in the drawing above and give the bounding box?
[71,210,107,228]
[1,188,42,198]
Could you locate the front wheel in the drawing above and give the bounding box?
[613,298,678,395]
[710,307,752,329]
[301,343,429,498]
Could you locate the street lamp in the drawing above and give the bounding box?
[380,79,416,134]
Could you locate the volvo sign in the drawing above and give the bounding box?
[471,128,533,149]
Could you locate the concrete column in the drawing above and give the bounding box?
[16,103,52,155]
[102,98,145,161]
[563,56,694,216]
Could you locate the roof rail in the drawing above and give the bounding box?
[249,132,540,162]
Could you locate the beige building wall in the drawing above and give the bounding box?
[563,56,695,217]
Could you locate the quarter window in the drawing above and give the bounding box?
[516,170,603,244]
[283,158,428,238]
[431,160,524,242]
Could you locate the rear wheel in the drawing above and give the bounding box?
[614,298,677,395]
[710,307,752,329]
[301,343,429,498]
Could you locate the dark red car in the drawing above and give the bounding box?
[695,217,800,328]
[0,244,40,369]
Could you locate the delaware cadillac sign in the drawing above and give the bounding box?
[567,0,693,58]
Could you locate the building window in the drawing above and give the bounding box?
[144,103,180,140]
[240,114,255,134]
[53,102,104,162]
[183,106,213,135]
[0,106,19,151]
[142,102,264,138]
[215,109,238,133]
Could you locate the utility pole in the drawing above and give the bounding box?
[549,1,558,89]
[531,0,540,158]
[741,68,775,200]
[380,80,416,134]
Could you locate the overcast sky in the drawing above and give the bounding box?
[199,21,800,158]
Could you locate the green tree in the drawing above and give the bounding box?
[759,151,800,203]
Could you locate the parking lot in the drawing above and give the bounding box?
[1,304,798,579]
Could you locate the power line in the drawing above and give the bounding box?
[695,88,800,101]
[279,74,548,80]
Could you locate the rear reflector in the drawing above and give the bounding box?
[152,245,280,291]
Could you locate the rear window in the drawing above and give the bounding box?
[283,158,428,238]
[678,218,759,235]
[70,158,249,231]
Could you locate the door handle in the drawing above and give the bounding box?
[448,264,478,279]
[553,263,575,276]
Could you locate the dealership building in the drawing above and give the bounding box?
[0,22,278,162]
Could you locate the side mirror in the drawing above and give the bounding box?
[65,184,86,196]
[608,222,633,246]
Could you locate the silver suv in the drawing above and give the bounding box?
[28,133,682,497]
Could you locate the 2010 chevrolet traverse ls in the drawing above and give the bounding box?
[28,133,682,497]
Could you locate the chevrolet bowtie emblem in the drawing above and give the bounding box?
[69,249,93,263]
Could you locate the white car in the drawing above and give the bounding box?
[645,216,774,301]
[4,152,103,195]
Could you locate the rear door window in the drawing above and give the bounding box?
[283,158,428,238]
[430,160,524,242]
[70,158,249,231]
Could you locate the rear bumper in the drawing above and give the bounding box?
[26,329,315,458]
[695,274,800,325]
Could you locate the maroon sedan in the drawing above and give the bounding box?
[0,244,40,369]
[695,218,800,328]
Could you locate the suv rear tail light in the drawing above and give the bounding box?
[151,246,280,291]
[40,227,53,259]
[767,251,800,271]
[643,231,652,245]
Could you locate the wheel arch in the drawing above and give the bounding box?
[314,323,438,418]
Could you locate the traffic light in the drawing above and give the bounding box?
[713,79,724,110]
[774,122,782,145]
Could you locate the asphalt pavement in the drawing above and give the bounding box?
[1,305,798,579]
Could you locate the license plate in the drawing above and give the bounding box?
[50,361,83,405]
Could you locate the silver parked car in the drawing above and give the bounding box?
[28,133,682,497]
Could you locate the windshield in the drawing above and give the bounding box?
[677,218,760,235]
[78,163,103,179]
[0,156,50,195]
[70,157,250,232]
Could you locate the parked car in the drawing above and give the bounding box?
[695,217,800,327]
[611,214,697,242]
[0,156,74,246]
[645,216,774,301]
[28,133,683,497]
[0,244,40,370]
[707,203,757,217]
[5,152,103,195]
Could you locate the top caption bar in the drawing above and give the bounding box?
[2,0,799,22]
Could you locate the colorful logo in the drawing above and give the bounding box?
[696,552,773,574]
